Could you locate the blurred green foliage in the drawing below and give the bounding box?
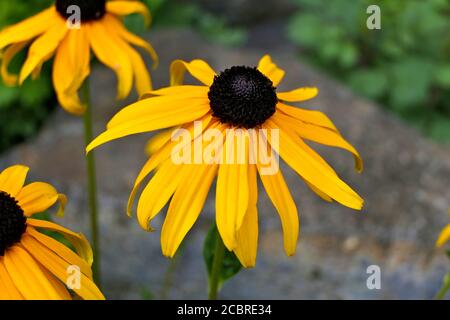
[288,0,450,141]
[0,0,55,153]
[127,0,247,46]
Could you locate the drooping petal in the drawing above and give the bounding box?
[27,219,93,266]
[3,245,62,300]
[170,59,216,86]
[127,115,213,216]
[106,0,151,26]
[277,102,338,131]
[0,7,57,49]
[436,224,450,247]
[273,111,363,172]
[257,139,299,256]
[137,159,186,231]
[1,41,29,86]
[16,182,66,217]
[277,87,318,102]
[234,164,259,267]
[27,227,93,279]
[0,259,24,300]
[161,163,218,257]
[257,55,285,86]
[19,17,67,84]
[86,20,133,100]
[21,235,104,300]
[86,99,210,153]
[102,14,158,68]
[0,165,29,197]
[264,120,364,210]
[216,131,249,250]
[52,28,90,115]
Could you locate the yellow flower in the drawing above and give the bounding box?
[436,209,450,248]
[0,165,104,300]
[87,55,363,267]
[0,0,158,115]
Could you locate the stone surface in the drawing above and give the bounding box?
[1,29,450,299]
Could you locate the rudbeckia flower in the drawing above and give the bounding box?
[0,165,104,300]
[87,55,364,267]
[0,0,158,115]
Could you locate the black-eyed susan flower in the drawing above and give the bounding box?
[0,0,158,115]
[87,55,364,267]
[0,165,104,300]
[436,209,450,248]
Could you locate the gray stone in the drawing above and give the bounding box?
[1,29,449,299]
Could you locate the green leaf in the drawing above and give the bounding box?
[203,224,242,290]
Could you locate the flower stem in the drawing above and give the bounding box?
[435,272,450,300]
[81,79,101,286]
[208,234,226,300]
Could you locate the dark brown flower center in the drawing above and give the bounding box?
[0,191,26,256]
[56,0,106,22]
[208,66,278,128]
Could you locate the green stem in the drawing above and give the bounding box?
[208,235,226,300]
[81,79,101,286]
[435,272,450,300]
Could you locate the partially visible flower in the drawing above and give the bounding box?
[0,165,104,300]
[436,209,450,247]
[87,55,363,267]
[0,0,158,115]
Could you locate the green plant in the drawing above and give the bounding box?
[288,0,450,142]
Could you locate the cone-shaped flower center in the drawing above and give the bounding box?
[208,66,278,128]
[0,191,26,256]
[56,0,106,22]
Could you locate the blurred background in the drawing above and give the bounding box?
[0,0,449,299]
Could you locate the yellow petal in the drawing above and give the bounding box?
[0,259,24,300]
[233,164,258,267]
[257,142,299,256]
[0,165,29,197]
[161,163,218,257]
[127,115,213,216]
[52,31,89,115]
[27,227,93,280]
[0,7,57,49]
[143,85,209,99]
[27,219,93,266]
[216,131,249,250]
[273,111,363,172]
[16,182,65,217]
[257,55,285,86]
[265,120,364,210]
[436,224,450,247]
[3,245,62,300]
[145,129,176,155]
[1,41,28,86]
[137,159,185,231]
[38,265,71,300]
[86,20,133,100]
[21,235,104,300]
[277,87,318,102]
[170,59,216,86]
[106,0,151,26]
[19,17,67,84]
[277,102,338,131]
[87,99,210,153]
[102,14,158,68]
